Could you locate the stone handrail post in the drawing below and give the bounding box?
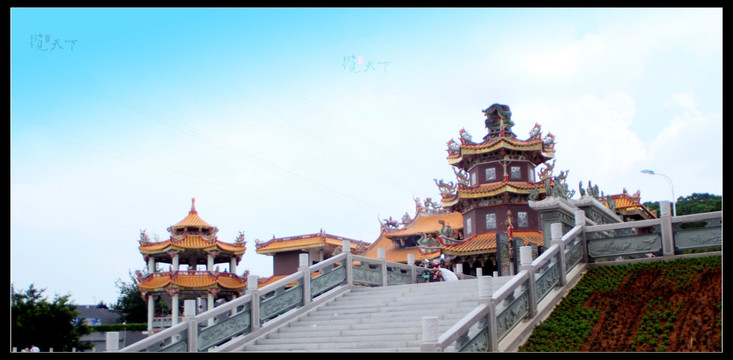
[247,275,260,332]
[299,253,311,306]
[660,201,674,257]
[519,246,537,318]
[378,248,387,286]
[407,253,416,282]
[550,222,567,287]
[420,316,440,351]
[343,240,353,285]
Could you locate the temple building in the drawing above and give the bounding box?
[606,188,658,221]
[255,230,370,287]
[366,104,556,276]
[137,198,247,332]
[364,197,462,264]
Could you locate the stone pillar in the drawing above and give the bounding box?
[207,251,216,272]
[171,252,179,272]
[105,332,119,352]
[299,253,311,305]
[478,275,492,299]
[207,293,215,326]
[551,222,567,286]
[146,294,155,333]
[660,201,674,257]
[420,316,440,351]
[247,275,260,331]
[407,254,416,283]
[377,248,387,286]
[342,240,353,286]
[519,246,537,318]
[298,253,309,270]
[455,263,463,280]
[230,257,237,274]
[171,292,179,325]
[184,299,196,317]
[147,257,155,273]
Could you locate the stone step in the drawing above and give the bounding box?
[283,317,460,331]
[242,339,424,352]
[234,279,508,352]
[256,332,420,345]
[271,326,426,338]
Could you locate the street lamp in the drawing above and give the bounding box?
[641,169,676,216]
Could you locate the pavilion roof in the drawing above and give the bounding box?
[447,136,554,166]
[167,198,218,232]
[385,211,463,238]
[362,229,442,263]
[441,230,544,256]
[255,231,369,255]
[605,189,657,219]
[441,181,546,207]
[138,234,246,255]
[137,271,246,293]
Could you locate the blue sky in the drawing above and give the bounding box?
[11,8,722,305]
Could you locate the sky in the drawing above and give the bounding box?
[10,8,722,306]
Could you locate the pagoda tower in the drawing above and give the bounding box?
[137,198,247,332]
[435,103,556,275]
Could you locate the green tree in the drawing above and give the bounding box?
[643,192,721,216]
[112,271,148,323]
[675,193,721,215]
[112,270,168,324]
[11,284,93,352]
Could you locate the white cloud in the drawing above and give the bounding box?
[518,91,646,194]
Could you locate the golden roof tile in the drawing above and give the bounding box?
[363,230,441,263]
[168,198,217,231]
[441,230,544,256]
[255,232,367,255]
[137,271,246,292]
[139,235,246,255]
[454,182,545,199]
[448,137,554,164]
[385,211,463,238]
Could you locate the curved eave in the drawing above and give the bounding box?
[447,138,555,165]
[363,230,442,263]
[256,241,329,255]
[255,233,368,256]
[138,272,246,293]
[442,182,546,202]
[139,236,246,256]
[441,230,544,256]
[384,211,463,238]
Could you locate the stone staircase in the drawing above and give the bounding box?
[238,277,511,352]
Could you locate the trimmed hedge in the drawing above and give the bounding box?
[89,323,147,332]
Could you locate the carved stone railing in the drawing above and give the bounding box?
[421,209,588,352]
[119,240,421,352]
[423,201,721,352]
[585,201,721,261]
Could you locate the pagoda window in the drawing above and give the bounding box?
[485,213,497,229]
[466,218,473,236]
[471,172,477,186]
[485,167,496,181]
[510,166,521,179]
[517,212,528,228]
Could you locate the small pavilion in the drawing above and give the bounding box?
[137,198,247,332]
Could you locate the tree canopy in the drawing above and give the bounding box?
[112,270,169,324]
[11,284,93,352]
[643,192,721,216]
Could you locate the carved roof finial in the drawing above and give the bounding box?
[190,197,197,214]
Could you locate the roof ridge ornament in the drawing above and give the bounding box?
[483,103,514,139]
[190,197,197,214]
